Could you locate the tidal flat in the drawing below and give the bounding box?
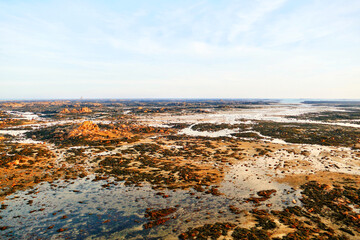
[1,99,360,239]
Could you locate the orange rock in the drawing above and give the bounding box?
[79,107,92,113]
[68,121,100,137]
[60,107,91,114]
[78,121,99,131]
[60,108,71,114]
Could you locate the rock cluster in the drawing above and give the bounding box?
[60,107,92,114]
[60,108,70,114]
[68,121,99,137]
[77,121,99,132]
[79,107,92,113]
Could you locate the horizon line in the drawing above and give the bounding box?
[1,98,360,102]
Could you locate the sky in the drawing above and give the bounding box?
[0,0,359,100]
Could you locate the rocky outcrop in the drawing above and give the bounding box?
[60,107,92,114]
[60,108,71,114]
[79,107,92,113]
[68,121,99,137]
[1,102,25,108]
[77,121,99,131]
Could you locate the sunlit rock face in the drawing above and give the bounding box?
[60,107,92,114]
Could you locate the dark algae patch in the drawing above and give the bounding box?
[191,123,247,132]
[253,121,360,148]
[286,107,360,122]
[179,181,360,239]
[179,222,236,239]
[300,181,360,233]
[95,140,228,189]
[232,227,271,240]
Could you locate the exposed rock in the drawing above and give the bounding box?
[1,102,24,107]
[60,108,71,114]
[79,107,92,113]
[68,121,99,137]
[60,107,92,114]
[257,189,276,198]
[78,121,99,131]
[246,189,277,204]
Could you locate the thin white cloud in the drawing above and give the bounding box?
[0,0,359,99]
[227,0,287,42]
[262,0,360,47]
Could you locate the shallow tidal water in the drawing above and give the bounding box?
[0,169,301,239]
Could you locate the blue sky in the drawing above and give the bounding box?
[0,0,359,99]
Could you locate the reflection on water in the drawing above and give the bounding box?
[1,170,300,239]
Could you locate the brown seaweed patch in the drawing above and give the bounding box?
[143,207,177,229]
